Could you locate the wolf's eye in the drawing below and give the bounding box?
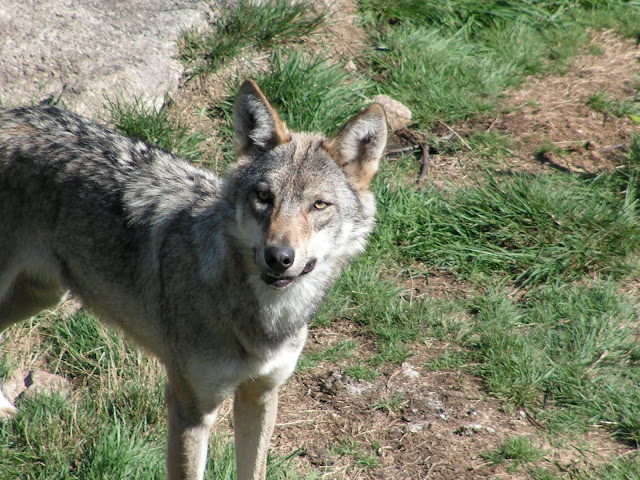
[256,189,271,203]
[314,200,330,210]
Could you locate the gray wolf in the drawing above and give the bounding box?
[0,80,387,479]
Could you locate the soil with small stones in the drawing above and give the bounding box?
[277,326,535,480]
[165,4,640,477]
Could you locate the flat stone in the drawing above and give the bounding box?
[0,0,212,118]
[372,94,413,131]
[3,370,71,403]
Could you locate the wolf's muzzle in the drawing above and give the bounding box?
[264,245,295,273]
[261,258,316,289]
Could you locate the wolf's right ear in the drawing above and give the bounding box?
[233,80,291,156]
[324,104,387,192]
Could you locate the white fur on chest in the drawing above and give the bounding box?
[189,321,307,413]
[249,327,307,383]
[189,274,322,412]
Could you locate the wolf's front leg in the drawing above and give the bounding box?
[233,379,279,480]
[165,381,220,480]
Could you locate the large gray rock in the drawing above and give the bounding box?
[0,0,211,118]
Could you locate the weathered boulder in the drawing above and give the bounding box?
[0,0,211,118]
[372,94,413,131]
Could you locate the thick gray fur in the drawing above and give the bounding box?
[0,80,387,480]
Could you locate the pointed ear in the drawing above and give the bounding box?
[233,79,291,156]
[324,104,387,192]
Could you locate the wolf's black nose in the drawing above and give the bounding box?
[265,246,295,273]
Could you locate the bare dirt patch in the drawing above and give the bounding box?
[497,31,640,175]
[397,266,479,303]
[272,325,535,480]
[419,30,640,187]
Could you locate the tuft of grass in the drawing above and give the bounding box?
[315,256,440,365]
[481,436,543,466]
[586,454,640,480]
[378,167,640,286]
[464,281,640,441]
[297,339,358,371]
[586,88,640,119]
[573,3,640,41]
[363,26,511,126]
[329,437,380,469]
[425,350,469,372]
[106,96,207,162]
[344,364,379,382]
[212,51,373,165]
[181,0,325,75]
[218,51,372,135]
[372,394,407,414]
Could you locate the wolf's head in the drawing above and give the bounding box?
[227,80,387,291]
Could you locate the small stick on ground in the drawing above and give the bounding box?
[386,146,419,156]
[418,144,430,184]
[439,121,472,151]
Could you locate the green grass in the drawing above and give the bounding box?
[106,96,207,163]
[481,436,543,467]
[210,50,373,165]
[357,0,640,127]
[463,281,640,441]
[329,436,380,470]
[298,339,358,371]
[217,51,372,133]
[586,86,640,119]
[0,312,311,479]
[379,168,640,286]
[358,0,561,35]
[181,0,325,75]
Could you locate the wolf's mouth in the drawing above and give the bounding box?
[261,259,316,289]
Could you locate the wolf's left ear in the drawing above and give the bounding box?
[324,104,387,192]
[233,79,291,156]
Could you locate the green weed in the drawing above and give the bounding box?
[181,0,324,75]
[481,436,543,466]
[372,394,406,414]
[379,168,640,286]
[106,96,207,162]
